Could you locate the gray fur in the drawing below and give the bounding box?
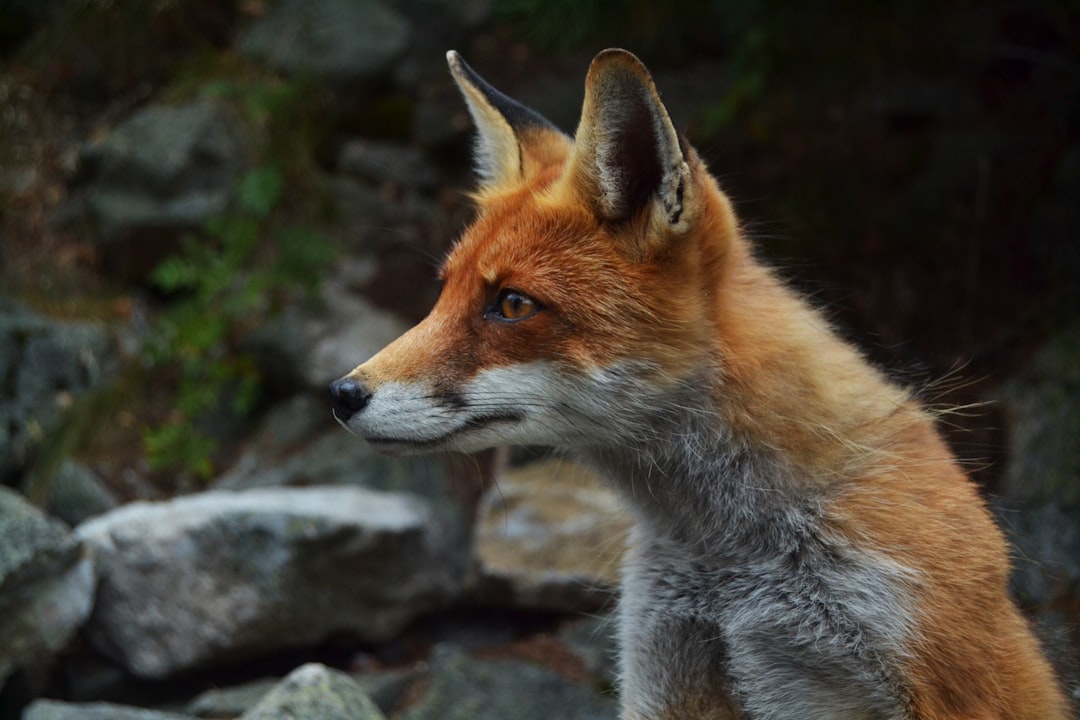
[570,365,916,720]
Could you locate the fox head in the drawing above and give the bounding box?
[329,49,742,455]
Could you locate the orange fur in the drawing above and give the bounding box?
[333,49,1071,719]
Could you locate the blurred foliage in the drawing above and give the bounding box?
[142,69,333,480]
[13,0,240,96]
[493,0,779,137]
[493,0,736,57]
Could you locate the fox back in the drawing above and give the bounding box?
[330,49,1069,720]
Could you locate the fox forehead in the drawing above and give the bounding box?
[443,196,608,297]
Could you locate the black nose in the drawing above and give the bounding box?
[328,377,372,422]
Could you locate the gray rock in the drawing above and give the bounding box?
[77,486,467,679]
[994,323,1080,693]
[82,101,246,242]
[0,487,96,692]
[184,667,418,718]
[22,700,194,720]
[216,396,451,503]
[185,678,279,718]
[398,645,616,720]
[241,663,387,720]
[239,0,410,86]
[473,459,630,613]
[46,461,119,527]
[0,300,113,483]
[338,140,438,192]
[247,271,412,391]
[324,174,448,257]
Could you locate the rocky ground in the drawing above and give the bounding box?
[1,1,1078,718]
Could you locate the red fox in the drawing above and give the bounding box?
[330,49,1069,719]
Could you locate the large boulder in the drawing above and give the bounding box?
[239,0,410,87]
[0,487,96,693]
[0,300,113,484]
[77,486,468,679]
[473,459,631,613]
[78,100,247,278]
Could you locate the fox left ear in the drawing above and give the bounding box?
[564,49,691,229]
[447,50,570,189]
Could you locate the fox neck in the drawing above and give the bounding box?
[580,239,916,556]
[581,370,820,557]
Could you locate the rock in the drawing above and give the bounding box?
[22,700,194,720]
[386,0,491,88]
[239,0,410,86]
[77,486,467,679]
[45,461,119,527]
[183,667,418,718]
[247,271,412,392]
[0,487,96,693]
[994,323,1080,693]
[216,395,453,507]
[213,394,474,580]
[240,663,387,720]
[398,645,616,720]
[338,140,438,192]
[185,678,278,718]
[0,300,113,484]
[79,101,247,278]
[558,615,619,689]
[473,459,631,613]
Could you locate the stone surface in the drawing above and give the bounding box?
[398,645,616,720]
[240,664,386,720]
[216,397,449,498]
[22,700,194,720]
[247,272,411,392]
[239,0,410,85]
[183,667,419,718]
[338,140,438,192]
[559,615,619,689]
[185,678,278,718]
[82,101,246,241]
[45,461,119,527]
[994,323,1080,696]
[0,300,113,484]
[77,486,467,679]
[0,487,96,691]
[474,459,630,613]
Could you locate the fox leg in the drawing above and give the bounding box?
[618,532,742,720]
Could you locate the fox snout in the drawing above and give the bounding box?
[328,376,372,424]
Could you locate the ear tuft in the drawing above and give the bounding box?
[447,50,566,188]
[567,49,688,225]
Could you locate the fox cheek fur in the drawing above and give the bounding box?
[330,49,1071,719]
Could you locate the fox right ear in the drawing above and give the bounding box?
[447,50,570,189]
[563,49,691,230]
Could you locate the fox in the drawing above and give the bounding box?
[329,49,1070,719]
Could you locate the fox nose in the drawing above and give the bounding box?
[328,377,372,422]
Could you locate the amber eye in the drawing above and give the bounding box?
[494,290,539,322]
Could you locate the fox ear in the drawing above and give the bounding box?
[565,49,690,227]
[447,50,569,188]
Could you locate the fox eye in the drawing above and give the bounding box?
[492,290,539,322]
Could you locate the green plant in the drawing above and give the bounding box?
[143,73,333,480]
